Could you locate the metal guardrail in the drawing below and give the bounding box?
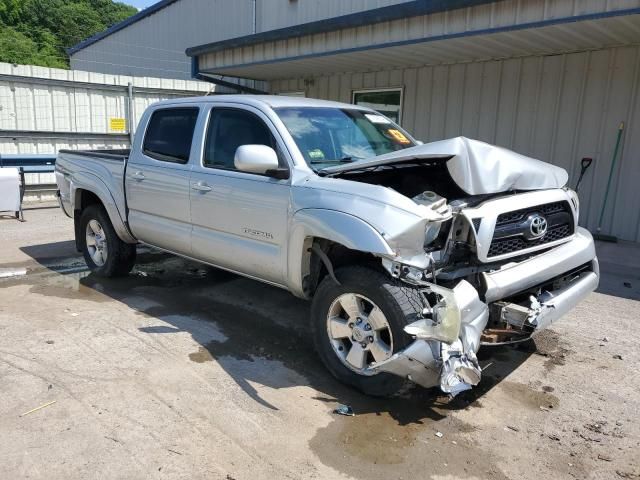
[0,154,56,172]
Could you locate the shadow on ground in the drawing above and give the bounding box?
[13,244,535,427]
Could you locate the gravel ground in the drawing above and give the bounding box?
[0,206,638,480]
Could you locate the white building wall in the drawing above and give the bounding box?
[0,62,211,155]
[271,45,640,243]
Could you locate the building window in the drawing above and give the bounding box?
[352,88,403,124]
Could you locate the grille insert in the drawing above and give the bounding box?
[487,201,574,258]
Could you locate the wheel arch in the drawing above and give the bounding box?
[70,174,136,248]
[287,209,394,299]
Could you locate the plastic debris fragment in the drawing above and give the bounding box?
[333,404,354,416]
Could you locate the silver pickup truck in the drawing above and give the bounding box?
[56,95,599,396]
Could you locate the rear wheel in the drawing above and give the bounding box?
[79,204,136,277]
[311,266,422,396]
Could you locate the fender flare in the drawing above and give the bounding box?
[70,172,137,244]
[286,208,394,298]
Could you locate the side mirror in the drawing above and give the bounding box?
[234,145,289,179]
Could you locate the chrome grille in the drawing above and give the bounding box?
[488,201,574,258]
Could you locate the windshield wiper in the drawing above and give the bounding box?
[309,156,358,165]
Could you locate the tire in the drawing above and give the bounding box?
[311,265,423,397]
[79,204,136,277]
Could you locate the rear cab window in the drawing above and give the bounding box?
[143,107,199,164]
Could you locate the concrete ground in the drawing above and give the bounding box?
[0,205,638,480]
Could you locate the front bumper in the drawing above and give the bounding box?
[482,227,597,303]
[374,227,599,394]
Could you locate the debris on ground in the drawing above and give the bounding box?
[585,422,605,434]
[506,425,520,432]
[613,354,623,360]
[598,454,613,462]
[435,431,444,438]
[20,400,57,417]
[333,404,354,416]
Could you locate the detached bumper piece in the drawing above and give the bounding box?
[374,227,599,395]
[373,280,489,395]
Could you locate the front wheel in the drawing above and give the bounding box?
[79,204,136,277]
[311,266,422,397]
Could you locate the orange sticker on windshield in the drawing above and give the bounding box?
[388,129,410,144]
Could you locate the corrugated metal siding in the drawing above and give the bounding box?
[271,45,640,242]
[71,0,256,79]
[199,0,640,73]
[256,0,412,32]
[0,62,211,155]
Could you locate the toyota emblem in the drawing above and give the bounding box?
[529,215,548,238]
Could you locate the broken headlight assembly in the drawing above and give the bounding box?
[424,222,442,246]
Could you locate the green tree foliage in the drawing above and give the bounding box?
[0,0,137,68]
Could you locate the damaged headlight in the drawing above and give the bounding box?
[404,285,461,344]
[424,222,442,246]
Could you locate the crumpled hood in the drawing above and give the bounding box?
[322,136,569,195]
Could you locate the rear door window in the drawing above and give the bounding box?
[143,108,199,164]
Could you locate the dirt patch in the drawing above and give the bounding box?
[500,381,559,410]
[189,347,213,363]
[522,330,573,372]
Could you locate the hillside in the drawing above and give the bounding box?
[0,0,137,68]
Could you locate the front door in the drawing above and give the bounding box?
[190,106,291,285]
[126,106,199,255]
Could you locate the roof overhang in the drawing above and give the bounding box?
[192,8,640,81]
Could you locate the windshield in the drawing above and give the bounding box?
[274,107,417,169]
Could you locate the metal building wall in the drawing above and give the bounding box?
[271,45,640,243]
[71,0,256,79]
[199,0,640,75]
[70,0,414,80]
[256,0,412,32]
[0,61,211,157]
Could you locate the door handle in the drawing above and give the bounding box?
[131,171,145,181]
[191,181,212,192]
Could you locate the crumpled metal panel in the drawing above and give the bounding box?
[325,136,568,195]
[373,280,488,394]
[418,137,569,195]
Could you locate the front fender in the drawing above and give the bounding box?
[70,172,136,244]
[286,208,394,297]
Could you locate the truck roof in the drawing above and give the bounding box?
[153,94,371,111]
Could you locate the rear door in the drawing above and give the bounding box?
[189,105,291,285]
[126,106,200,255]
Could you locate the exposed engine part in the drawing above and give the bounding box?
[412,191,450,214]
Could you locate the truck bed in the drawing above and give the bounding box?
[58,149,130,161]
[56,149,131,233]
